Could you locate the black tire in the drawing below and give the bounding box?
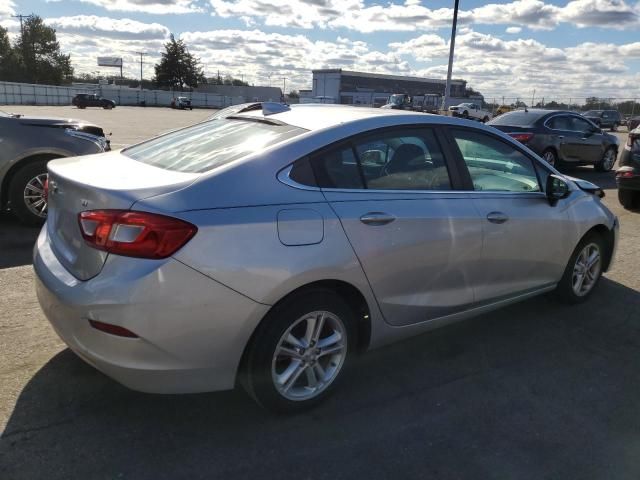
[78,105,86,109]
[241,288,356,413]
[462,110,469,119]
[610,123,617,132]
[594,147,616,172]
[8,158,51,225]
[103,103,113,110]
[618,189,640,210]
[482,116,489,123]
[554,232,605,304]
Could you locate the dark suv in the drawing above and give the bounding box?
[72,93,116,110]
[487,109,619,171]
[583,110,622,131]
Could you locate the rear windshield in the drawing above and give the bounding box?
[584,111,603,116]
[489,110,546,126]
[123,118,306,173]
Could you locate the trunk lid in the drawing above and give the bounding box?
[46,151,199,280]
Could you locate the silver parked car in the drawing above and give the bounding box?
[0,110,109,224]
[34,105,618,412]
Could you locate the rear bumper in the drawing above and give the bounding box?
[34,227,269,394]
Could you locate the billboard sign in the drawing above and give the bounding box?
[97,57,123,68]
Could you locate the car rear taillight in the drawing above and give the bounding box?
[78,210,197,259]
[508,132,534,143]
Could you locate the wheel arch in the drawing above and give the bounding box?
[237,279,372,384]
[1,153,63,209]
[583,224,615,272]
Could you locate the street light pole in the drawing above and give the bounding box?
[442,0,460,112]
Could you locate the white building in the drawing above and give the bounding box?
[311,69,479,108]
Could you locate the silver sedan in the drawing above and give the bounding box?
[34,104,618,412]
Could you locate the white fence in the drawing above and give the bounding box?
[0,81,245,108]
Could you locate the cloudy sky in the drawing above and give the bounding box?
[1,0,639,100]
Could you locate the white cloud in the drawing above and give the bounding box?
[48,0,202,14]
[0,0,15,18]
[46,15,171,41]
[506,26,523,33]
[209,0,640,32]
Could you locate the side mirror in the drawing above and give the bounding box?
[546,174,570,204]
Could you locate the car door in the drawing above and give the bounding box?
[309,126,483,326]
[446,127,571,302]
[546,114,584,161]
[568,116,603,163]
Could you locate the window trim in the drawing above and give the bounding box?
[278,124,467,193]
[544,114,598,133]
[442,125,549,194]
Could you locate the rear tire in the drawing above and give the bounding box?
[462,110,469,119]
[595,147,616,172]
[554,232,605,304]
[241,289,355,413]
[618,189,640,210]
[8,159,51,225]
[542,148,558,168]
[611,123,618,132]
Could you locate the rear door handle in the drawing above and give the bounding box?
[486,211,508,224]
[360,212,396,226]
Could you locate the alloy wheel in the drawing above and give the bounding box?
[603,149,616,170]
[572,243,601,297]
[543,151,556,166]
[23,173,48,218]
[271,310,347,401]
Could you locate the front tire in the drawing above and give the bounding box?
[595,147,616,172]
[8,159,51,225]
[482,116,489,123]
[462,110,469,119]
[618,189,640,210]
[554,233,605,304]
[241,289,355,413]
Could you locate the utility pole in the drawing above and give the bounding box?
[134,51,147,90]
[12,14,31,38]
[531,89,535,107]
[441,0,460,112]
[282,77,288,96]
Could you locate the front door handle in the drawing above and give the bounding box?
[486,211,508,224]
[360,212,396,226]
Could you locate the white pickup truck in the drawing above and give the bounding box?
[449,103,492,122]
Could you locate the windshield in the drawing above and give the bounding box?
[584,110,602,116]
[123,118,307,173]
[389,95,405,105]
[488,110,546,126]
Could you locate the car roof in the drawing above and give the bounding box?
[235,104,457,131]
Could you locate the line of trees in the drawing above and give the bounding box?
[0,16,73,85]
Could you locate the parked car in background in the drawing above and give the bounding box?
[0,110,109,224]
[35,104,617,412]
[582,110,622,131]
[72,93,116,110]
[488,109,619,171]
[171,97,192,110]
[628,116,640,132]
[616,126,640,209]
[449,103,492,122]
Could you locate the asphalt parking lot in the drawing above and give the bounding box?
[1,107,640,480]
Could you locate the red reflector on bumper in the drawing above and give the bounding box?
[89,319,138,338]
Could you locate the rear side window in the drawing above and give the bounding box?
[124,118,306,173]
[309,128,451,191]
[450,129,541,193]
[489,111,545,126]
[547,115,572,130]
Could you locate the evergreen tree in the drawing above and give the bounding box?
[154,35,205,91]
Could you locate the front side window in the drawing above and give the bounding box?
[310,128,451,191]
[450,129,541,193]
[124,118,306,173]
